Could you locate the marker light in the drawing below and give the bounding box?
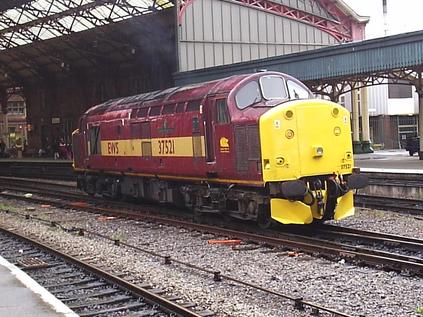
[285,129,295,139]
[313,146,324,157]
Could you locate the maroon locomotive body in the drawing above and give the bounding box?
[73,71,365,226]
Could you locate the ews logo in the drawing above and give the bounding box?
[107,142,119,155]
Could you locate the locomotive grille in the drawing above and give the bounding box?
[235,126,248,171]
[247,125,260,160]
[235,125,260,171]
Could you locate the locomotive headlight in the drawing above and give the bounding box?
[284,110,294,120]
[334,126,341,136]
[313,146,324,157]
[275,157,285,165]
[285,129,295,139]
[332,107,340,117]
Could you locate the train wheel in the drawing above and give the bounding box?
[257,206,273,229]
[193,207,204,224]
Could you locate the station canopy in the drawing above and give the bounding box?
[0,0,175,89]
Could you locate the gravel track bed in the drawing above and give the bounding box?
[330,207,423,239]
[0,198,422,317]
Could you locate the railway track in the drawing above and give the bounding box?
[0,196,354,316]
[0,177,422,277]
[0,226,211,317]
[355,194,423,214]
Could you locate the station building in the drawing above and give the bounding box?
[0,0,368,155]
[340,83,419,150]
[0,94,27,153]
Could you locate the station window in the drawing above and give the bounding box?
[235,81,261,109]
[216,99,230,124]
[89,126,101,155]
[7,101,25,115]
[176,102,185,113]
[149,106,161,116]
[388,79,412,98]
[186,100,201,112]
[137,108,148,118]
[162,104,175,114]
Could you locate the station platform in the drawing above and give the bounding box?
[0,255,77,317]
[354,149,423,173]
[0,150,422,175]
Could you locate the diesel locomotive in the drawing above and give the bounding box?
[72,71,367,227]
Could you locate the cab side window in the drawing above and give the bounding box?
[216,99,230,124]
[89,126,101,155]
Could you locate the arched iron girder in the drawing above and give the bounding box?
[178,0,352,42]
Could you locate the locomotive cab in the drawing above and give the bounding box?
[230,73,367,225]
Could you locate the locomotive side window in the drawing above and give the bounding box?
[88,126,101,155]
[175,102,185,113]
[186,100,201,112]
[216,99,230,124]
[259,75,288,100]
[287,80,311,100]
[130,108,138,119]
[235,81,261,109]
[137,107,148,118]
[162,104,175,114]
[149,106,161,116]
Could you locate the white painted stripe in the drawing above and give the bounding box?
[0,255,79,317]
[360,167,423,174]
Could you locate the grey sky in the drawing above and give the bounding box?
[343,0,423,38]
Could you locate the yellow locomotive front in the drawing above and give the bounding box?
[260,99,367,224]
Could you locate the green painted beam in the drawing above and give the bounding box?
[174,30,423,86]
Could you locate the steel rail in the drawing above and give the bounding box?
[0,206,354,317]
[1,181,423,274]
[317,224,423,248]
[0,225,204,317]
[355,195,423,214]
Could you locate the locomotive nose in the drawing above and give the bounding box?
[259,99,354,180]
[259,99,356,225]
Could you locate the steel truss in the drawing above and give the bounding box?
[0,0,174,50]
[306,67,423,101]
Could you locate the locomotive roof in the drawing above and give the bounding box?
[85,73,253,116]
[85,71,305,117]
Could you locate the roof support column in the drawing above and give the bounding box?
[415,72,423,160]
[360,86,373,153]
[351,89,362,153]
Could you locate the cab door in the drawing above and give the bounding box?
[203,97,231,177]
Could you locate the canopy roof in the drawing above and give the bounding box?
[0,0,174,89]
